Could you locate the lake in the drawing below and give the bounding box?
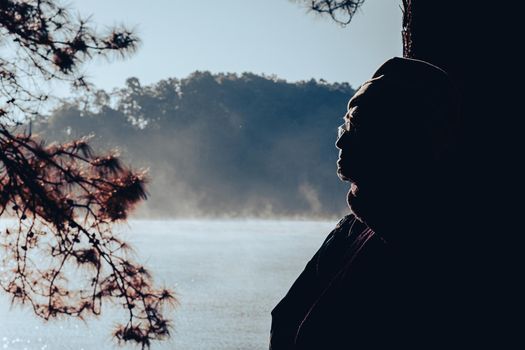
[0,219,335,350]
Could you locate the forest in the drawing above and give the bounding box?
[33,72,355,218]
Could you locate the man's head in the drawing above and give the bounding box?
[336,57,460,228]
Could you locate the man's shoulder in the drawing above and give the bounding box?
[316,214,378,268]
[328,213,372,244]
[334,213,357,229]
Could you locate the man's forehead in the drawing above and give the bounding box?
[347,76,383,111]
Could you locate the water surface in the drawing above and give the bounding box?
[1,219,334,349]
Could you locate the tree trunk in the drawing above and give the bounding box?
[402,1,519,347]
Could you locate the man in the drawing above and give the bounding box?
[270,57,460,349]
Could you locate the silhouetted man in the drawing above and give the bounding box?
[270,57,460,349]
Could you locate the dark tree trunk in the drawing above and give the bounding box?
[403,2,468,87]
[402,1,520,347]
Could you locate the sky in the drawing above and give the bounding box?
[70,0,402,91]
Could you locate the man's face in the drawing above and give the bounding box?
[335,112,356,183]
[335,83,372,186]
[335,79,390,196]
[335,78,426,205]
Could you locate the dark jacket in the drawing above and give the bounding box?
[269,214,440,349]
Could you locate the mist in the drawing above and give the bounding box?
[34,71,355,219]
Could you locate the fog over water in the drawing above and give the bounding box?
[1,219,336,350]
[33,72,354,219]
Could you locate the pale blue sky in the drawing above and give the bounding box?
[71,0,402,90]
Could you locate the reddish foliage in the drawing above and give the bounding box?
[0,1,174,348]
[0,130,176,348]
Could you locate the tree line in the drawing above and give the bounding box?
[34,72,356,218]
